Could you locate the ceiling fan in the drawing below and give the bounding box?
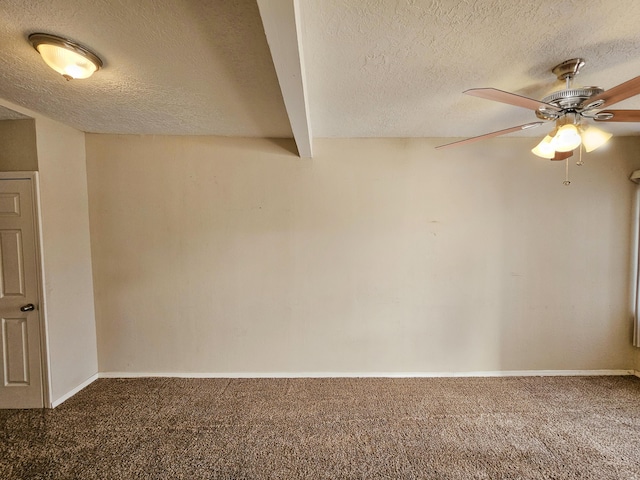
[437,58,640,180]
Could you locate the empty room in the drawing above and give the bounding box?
[1,0,640,478]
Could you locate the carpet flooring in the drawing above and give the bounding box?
[1,376,640,479]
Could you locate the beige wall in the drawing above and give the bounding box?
[35,116,98,404]
[0,118,38,171]
[86,134,640,374]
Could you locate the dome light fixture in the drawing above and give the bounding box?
[28,33,102,80]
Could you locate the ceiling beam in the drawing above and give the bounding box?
[257,0,312,158]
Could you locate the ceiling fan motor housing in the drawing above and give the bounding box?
[536,86,605,120]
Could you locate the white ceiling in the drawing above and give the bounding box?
[1,0,640,154]
[0,0,292,136]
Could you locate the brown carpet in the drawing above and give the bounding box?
[1,376,640,479]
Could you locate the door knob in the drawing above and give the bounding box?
[20,304,35,312]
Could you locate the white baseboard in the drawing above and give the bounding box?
[98,369,634,379]
[51,373,99,408]
[48,370,635,407]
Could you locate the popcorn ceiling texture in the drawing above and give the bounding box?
[300,0,640,137]
[0,0,292,136]
[0,0,639,138]
[0,105,30,120]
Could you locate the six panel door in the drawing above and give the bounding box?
[0,178,43,408]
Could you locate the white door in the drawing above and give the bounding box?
[0,178,44,408]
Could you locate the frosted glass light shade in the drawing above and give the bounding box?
[29,33,102,80]
[531,135,555,159]
[36,44,97,79]
[551,124,582,152]
[581,125,612,153]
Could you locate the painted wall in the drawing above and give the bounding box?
[35,116,98,404]
[0,118,38,171]
[86,135,640,374]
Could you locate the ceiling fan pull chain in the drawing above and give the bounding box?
[576,143,584,166]
[563,158,571,186]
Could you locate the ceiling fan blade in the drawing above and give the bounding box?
[593,110,640,122]
[583,76,640,108]
[551,151,573,161]
[464,88,561,112]
[435,122,544,149]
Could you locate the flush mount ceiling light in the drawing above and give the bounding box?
[436,58,640,184]
[29,33,102,80]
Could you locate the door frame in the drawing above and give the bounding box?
[0,171,49,408]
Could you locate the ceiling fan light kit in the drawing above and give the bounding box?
[438,58,640,184]
[550,123,582,152]
[531,134,556,159]
[28,33,102,80]
[580,125,612,152]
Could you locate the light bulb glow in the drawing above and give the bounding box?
[551,124,582,152]
[580,125,612,153]
[37,44,97,79]
[29,33,102,80]
[531,135,555,159]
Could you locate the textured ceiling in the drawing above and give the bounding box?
[301,0,640,138]
[1,0,640,140]
[0,105,30,120]
[0,0,292,136]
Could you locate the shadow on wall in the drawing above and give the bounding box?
[0,106,37,171]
